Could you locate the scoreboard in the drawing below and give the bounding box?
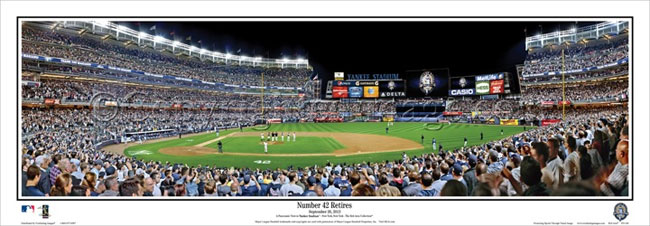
[331,80,405,98]
[448,73,508,96]
[325,71,511,99]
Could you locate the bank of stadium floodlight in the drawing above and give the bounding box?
[225,53,232,59]
[173,41,180,47]
[117,25,127,31]
[94,20,109,27]
[255,57,263,61]
[282,58,289,63]
[154,36,165,43]
[139,32,148,39]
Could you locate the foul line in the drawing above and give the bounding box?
[194,133,236,147]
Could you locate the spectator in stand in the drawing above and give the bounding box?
[351,184,376,196]
[563,136,581,182]
[376,173,401,197]
[50,173,73,196]
[280,172,303,196]
[120,178,143,197]
[402,171,423,196]
[520,156,551,196]
[100,177,120,196]
[417,173,437,196]
[82,172,99,196]
[597,140,629,196]
[25,165,45,196]
[440,180,467,196]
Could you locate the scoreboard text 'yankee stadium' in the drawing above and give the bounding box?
[346,73,401,80]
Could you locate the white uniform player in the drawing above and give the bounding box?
[264,142,268,154]
[261,133,264,142]
[281,132,284,142]
[292,132,296,142]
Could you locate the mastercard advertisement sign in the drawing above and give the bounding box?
[363,86,379,98]
[489,79,504,94]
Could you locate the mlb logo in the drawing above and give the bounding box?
[21,205,35,213]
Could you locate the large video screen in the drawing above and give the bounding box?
[404,69,449,97]
[449,76,476,96]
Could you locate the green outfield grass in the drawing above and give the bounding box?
[123,122,533,169]
[204,136,344,154]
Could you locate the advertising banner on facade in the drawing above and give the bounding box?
[334,72,344,80]
[499,119,519,125]
[443,111,463,116]
[542,119,562,126]
[348,86,363,98]
[363,86,379,98]
[332,86,349,98]
[475,81,490,95]
[489,79,504,94]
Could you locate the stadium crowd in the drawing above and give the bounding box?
[446,99,520,113]
[22,105,628,197]
[22,25,312,88]
[520,80,628,103]
[521,65,628,84]
[20,23,630,198]
[22,79,305,109]
[522,37,628,75]
[303,101,395,114]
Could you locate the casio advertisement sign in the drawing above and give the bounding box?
[449,89,475,96]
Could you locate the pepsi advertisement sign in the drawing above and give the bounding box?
[333,81,355,86]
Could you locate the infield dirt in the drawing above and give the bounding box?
[158,132,422,157]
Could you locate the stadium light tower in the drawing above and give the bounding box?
[172,41,180,53]
[138,32,148,46]
[153,36,164,49]
[154,36,165,43]
[95,20,109,27]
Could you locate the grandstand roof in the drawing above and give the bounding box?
[113,21,607,78]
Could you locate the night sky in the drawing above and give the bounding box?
[117,21,600,79]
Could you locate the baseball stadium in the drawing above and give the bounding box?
[20,20,630,198]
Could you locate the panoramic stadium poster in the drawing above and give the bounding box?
[18,18,631,201]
